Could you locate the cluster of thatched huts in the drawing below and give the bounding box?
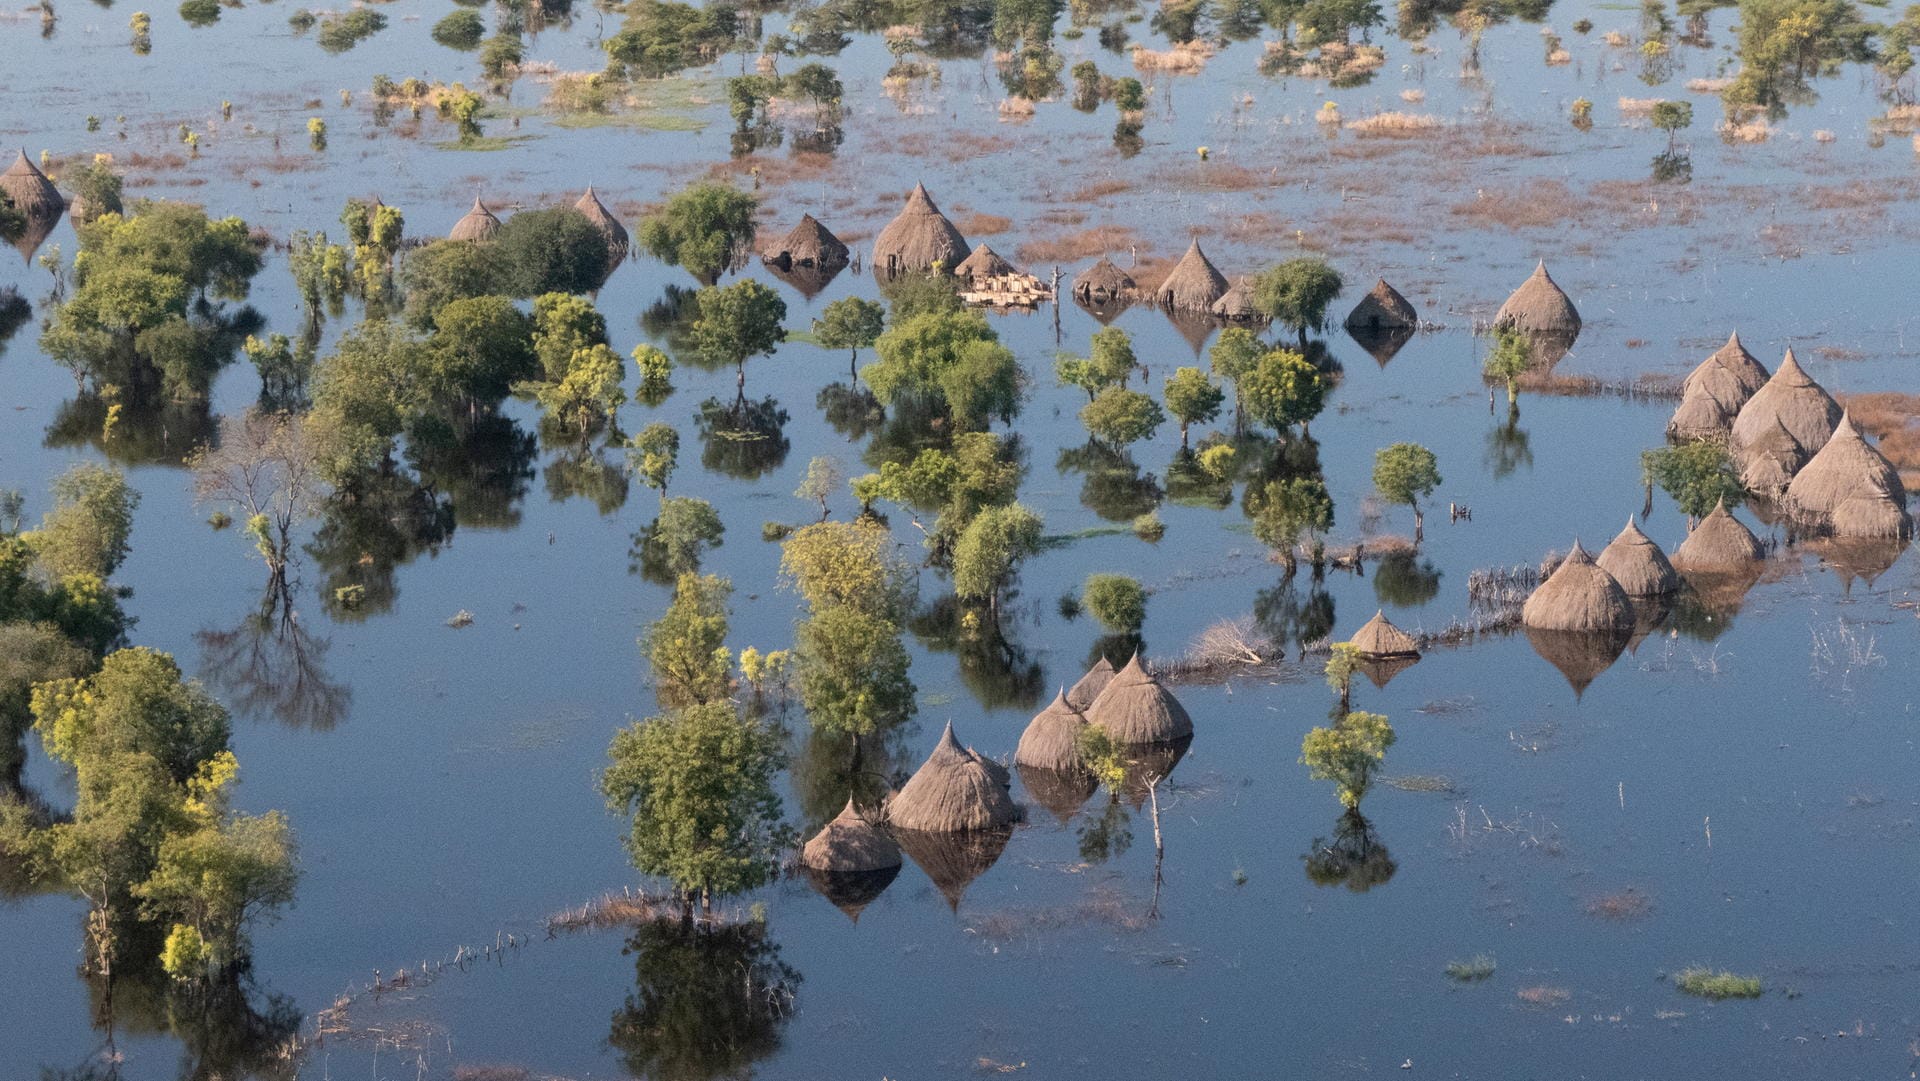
[448,188,629,274]
[798,655,1193,918]
[3,150,67,261]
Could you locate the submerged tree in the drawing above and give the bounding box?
[640,572,734,706]
[1082,573,1147,633]
[637,181,758,284]
[1372,442,1441,542]
[1248,474,1334,574]
[1162,366,1224,447]
[1240,348,1329,436]
[1252,258,1344,347]
[1300,709,1396,809]
[190,410,329,589]
[689,279,786,397]
[1641,440,1745,524]
[1481,328,1531,404]
[812,296,884,377]
[951,502,1045,615]
[24,462,141,582]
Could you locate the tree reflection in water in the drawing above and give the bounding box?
[609,918,801,1081]
[697,397,791,481]
[196,585,351,732]
[909,595,1043,712]
[1303,809,1396,893]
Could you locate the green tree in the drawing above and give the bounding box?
[690,279,787,395]
[1249,474,1334,573]
[1080,386,1166,447]
[1300,710,1395,809]
[794,456,843,521]
[1641,441,1745,523]
[1163,366,1224,446]
[604,0,741,78]
[1210,325,1265,429]
[641,573,734,708]
[531,293,609,382]
[1240,349,1328,435]
[524,342,627,435]
[865,307,1020,429]
[1324,641,1360,712]
[136,810,297,976]
[61,158,125,223]
[601,701,790,918]
[1372,442,1442,541]
[1482,328,1531,403]
[856,433,1024,560]
[794,605,915,738]
[780,519,916,620]
[1082,573,1147,632]
[637,182,758,284]
[426,294,536,403]
[629,422,681,499]
[494,207,615,296]
[1650,98,1693,150]
[1252,258,1344,347]
[812,297,884,377]
[951,502,1044,612]
[26,463,140,581]
[431,8,485,48]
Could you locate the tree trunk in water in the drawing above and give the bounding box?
[1414,506,1424,544]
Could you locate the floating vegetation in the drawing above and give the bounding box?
[315,8,387,53]
[1672,967,1763,1000]
[1446,954,1498,982]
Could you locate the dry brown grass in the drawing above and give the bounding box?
[704,151,836,188]
[1127,256,1176,294]
[997,96,1036,121]
[1179,162,1278,192]
[956,213,1012,235]
[1016,225,1142,263]
[1720,118,1772,142]
[1450,180,1583,230]
[1585,888,1652,921]
[1517,986,1573,1005]
[1618,97,1662,116]
[1685,77,1732,92]
[1068,178,1133,201]
[1400,88,1426,103]
[1347,112,1444,137]
[1838,392,1920,482]
[1132,39,1215,73]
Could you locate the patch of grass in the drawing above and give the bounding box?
[1446,954,1497,982]
[550,112,706,132]
[1382,774,1456,794]
[1040,524,1133,548]
[1673,967,1762,999]
[783,328,823,346]
[433,134,540,152]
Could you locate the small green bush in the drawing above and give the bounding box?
[1673,967,1762,999]
[1446,955,1497,982]
[1131,510,1164,542]
[1082,573,1146,633]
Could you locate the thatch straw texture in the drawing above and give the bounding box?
[1671,501,1764,571]
[1729,348,1840,461]
[1668,331,1767,439]
[1017,764,1097,825]
[954,242,1014,281]
[894,824,1011,910]
[1153,240,1228,312]
[1595,517,1679,596]
[1086,655,1194,745]
[574,186,629,266]
[1349,610,1419,658]
[886,722,1019,832]
[800,800,901,873]
[1065,657,1115,711]
[1520,542,1634,632]
[1014,690,1089,773]
[1210,276,1264,322]
[761,213,848,269]
[1345,278,1417,331]
[1666,391,1732,441]
[449,197,500,242]
[1735,417,1809,498]
[1492,262,1580,336]
[1524,626,1629,696]
[2,150,64,220]
[1785,416,1910,537]
[1828,487,1913,539]
[872,183,970,274]
[1072,257,1135,304]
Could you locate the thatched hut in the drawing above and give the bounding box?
[1594,517,1678,596]
[1017,764,1097,825]
[1065,657,1115,712]
[1349,610,1419,658]
[1729,347,1840,461]
[1210,276,1264,322]
[1520,542,1635,633]
[1085,654,1193,746]
[574,186,629,268]
[1667,331,1768,440]
[1671,500,1765,571]
[1735,417,1809,499]
[2,150,64,221]
[1072,256,1135,305]
[894,824,1012,910]
[1784,415,1911,538]
[1345,278,1417,331]
[872,183,970,275]
[1492,262,1580,336]
[954,242,1014,282]
[800,800,902,922]
[886,722,1019,832]
[1525,626,1629,697]
[449,197,501,242]
[1014,690,1089,773]
[1153,240,1228,313]
[760,213,848,270]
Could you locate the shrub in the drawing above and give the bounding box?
[1673,967,1762,999]
[1082,573,1146,633]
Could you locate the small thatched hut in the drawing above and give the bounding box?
[1829,484,1913,540]
[1520,542,1635,633]
[1492,262,1580,336]
[1210,276,1263,322]
[1065,657,1115,712]
[1784,415,1911,537]
[1735,417,1809,499]
[800,800,902,922]
[1671,501,1765,571]
[1085,655,1194,746]
[954,242,1014,282]
[886,722,1019,833]
[894,824,1011,910]
[449,197,500,243]
[1153,240,1228,313]
[1349,610,1420,659]
[1345,278,1417,331]
[1017,764,1097,825]
[2,150,64,221]
[761,213,849,270]
[872,183,970,275]
[1594,517,1679,596]
[1729,347,1840,461]
[1014,690,1089,773]
[1667,331,1768,440]
[574,186,629,267]
[1072,256,1135,305]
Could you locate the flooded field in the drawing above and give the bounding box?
[3,0,1919,1076]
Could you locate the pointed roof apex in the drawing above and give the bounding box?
[905,182,938,209]
[1725,329,1742,348]
[1565,539,1591,561]
[1779,345,1801,371]
[1832,411,1858,440]
[470,195,488,212]
[937,719,961,748]
[6,148,43,176]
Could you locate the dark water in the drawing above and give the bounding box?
[3,0,1919,1076]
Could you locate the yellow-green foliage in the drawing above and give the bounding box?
[1674,967,1763,999]
[1300,710,1396,808]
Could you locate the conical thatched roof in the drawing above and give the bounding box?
[1345,278,1417,331]
[1525,626,1628,697]
[1153,240,1228,312]
[449,196,500,242]
[954,242,1014,281]
[885,722,1019,832]
[760,213,848,269]
[1521,542,1635,633]
[1065,657,1115,712]
[1016,764,1097,825]
[1736,416,1809,498]
[1594,516,1679,596]
[872,183,970,275]
[1492,262,1580,336]
[1828,484,1913,539]
[1210,276,1263,322]
[574,185,629,266]
[1014,690,1088,773]
[1349,610,1419,658]
[1730,348,1840,461]
[1785,415,1909,536]
[2,150,64,221]
[894,823,1011,911]
[801,800,901,873]
[1085,654,1193,746]
[1666,390,1733,442]
[1072,256,1135,304]
[1671,501,1765,571]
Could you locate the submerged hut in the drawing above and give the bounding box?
[1153,240,1228,313]
[1085,654,1193,746]
[574,186,629,268]
[2,150,64,221]
[1595,517,1679,596]
[1210,276,1263,322]
[954,242,1014,282]
[1784,416,1911,538]
[799,800,902,922]
[449,197,501,242]
[886,722,1019,833]
[1350,610,1420,658]
[760,213,849,270]
[1065,657,1115,712]
[1671,501,1765,571]
[1735,417,1810,500]
[1520,542,1634,633]
[1073,256,1135,306]
[1345,278,1418,331]
[872,183,970,275]
[1492,262,1580,337]
[1014,690,1089,773]
[1667,331,1768,440]
[1729,348,1841,462]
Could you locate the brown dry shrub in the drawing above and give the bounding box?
[1131,40,1215,73]
[704,151,836,188]
[1015,225,1142,263]
[956,213,1013,235]
[1347,111,1444,137]
[1126,256,1176,294]
[1177,163,1276,192]
[1585,888,1651,921]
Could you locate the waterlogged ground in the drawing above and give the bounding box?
[3,0,1920,1076]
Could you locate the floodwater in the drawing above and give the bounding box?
[3,0,1919,1076]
